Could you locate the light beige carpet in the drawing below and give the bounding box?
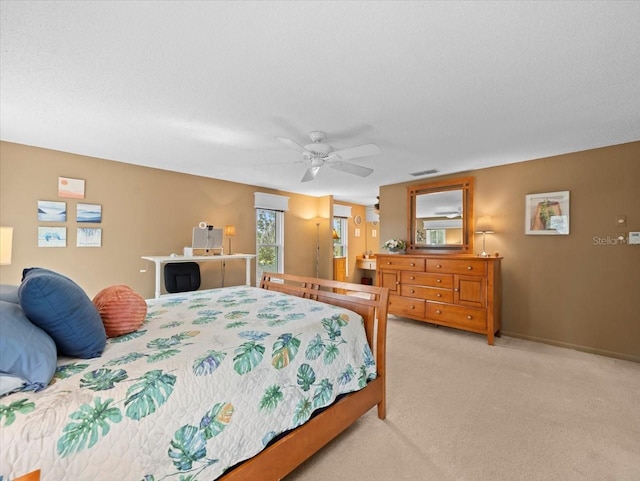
[285,316,640,481]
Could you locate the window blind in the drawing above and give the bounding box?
[254,192,289,211]
[333,204,352,218]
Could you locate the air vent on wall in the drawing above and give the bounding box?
[410,169,439,177]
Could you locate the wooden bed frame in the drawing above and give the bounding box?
[218,272,390,481]
[14,273,389,481]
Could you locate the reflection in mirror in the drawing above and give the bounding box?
[416,190,463,245]
[408,177,474,253]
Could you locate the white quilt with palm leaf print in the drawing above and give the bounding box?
[0,286,376,481]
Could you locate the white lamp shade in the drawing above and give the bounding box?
[224,225,236,237]
[0,227,13,265]
[475,216,495,233]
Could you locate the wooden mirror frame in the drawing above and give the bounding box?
[407,176,474,253]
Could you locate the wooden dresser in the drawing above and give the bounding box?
[376,254,502,344]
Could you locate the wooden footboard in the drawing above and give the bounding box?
[218,273,389,480]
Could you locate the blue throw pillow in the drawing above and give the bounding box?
[18,268,106,358]
[0,300,57,394]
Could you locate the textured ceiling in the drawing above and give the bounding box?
[1,1,639,205]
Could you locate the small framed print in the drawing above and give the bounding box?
[525,191,570,235]
[77,227,102,247]
[77,203,102,223]
[58,177,85,199]
[38,200,66,222]
[38,227,66,247]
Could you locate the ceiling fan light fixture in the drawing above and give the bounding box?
[278,130,381,183]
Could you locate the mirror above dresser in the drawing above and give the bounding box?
[407,176,474,254]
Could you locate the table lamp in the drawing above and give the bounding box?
[0,226,13,265]
[224,225,236,254]
[475,216,494,257]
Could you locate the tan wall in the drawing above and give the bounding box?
[0,142,338,299]
[379,141,640,361]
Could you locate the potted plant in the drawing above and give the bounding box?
[539,200,553,229]
[383,239,407,254]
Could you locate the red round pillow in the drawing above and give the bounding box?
[93,285,147,338]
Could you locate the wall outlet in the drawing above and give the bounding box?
[629,232,640,245]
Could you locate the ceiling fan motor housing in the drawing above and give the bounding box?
[304,131,334,158]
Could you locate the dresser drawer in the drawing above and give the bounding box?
[389,294,425,318]
[426,303,487,332]
[401,284,454,303]
[379,256,425,271]
[426,259,487,276]
[401,271,453,288]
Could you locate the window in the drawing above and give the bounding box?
[333,217,348,276]
[333,217,346,257]
[254,192,289,284]
[256,209,284,282]
[426,229,445,245]
[332,204,351,277]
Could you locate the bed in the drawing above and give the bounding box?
[1,273,389,481]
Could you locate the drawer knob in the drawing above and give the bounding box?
[436,279,441,283]
[387,261,391,265]
[396,281,400,285]
[410,276,415,280]
[467,266,472,270]
[436,309,442,314]
[436,264,441,268]
[410,305,415,309]
[454,288,459,292]
[410,263,415,267]
[467,315,472,320]
[436,293,442,297]
[410,289,415,293]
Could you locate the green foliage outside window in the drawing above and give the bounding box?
[256,209,277,271]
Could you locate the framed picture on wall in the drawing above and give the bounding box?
[77,227,102,247]
[525,191,570,235]
[37,200,66,222]
[77,203,102,223]
[38,227,66,247]
[58,177,85,199]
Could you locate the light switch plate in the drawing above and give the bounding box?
[628,232,640,245]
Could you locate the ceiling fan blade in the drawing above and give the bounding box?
[275,137,309,154]
[301,166,320,182]
[330,161,373,177]
[331,143,381,160]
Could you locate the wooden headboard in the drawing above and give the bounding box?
[259,272,389,354]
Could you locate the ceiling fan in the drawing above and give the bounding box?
[276,131,381,182]
[434,207,463,218]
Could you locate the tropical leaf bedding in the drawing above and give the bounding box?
[0,286,376,481]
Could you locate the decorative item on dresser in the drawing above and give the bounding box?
[377,254,501,344]
[475,216,495,257]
